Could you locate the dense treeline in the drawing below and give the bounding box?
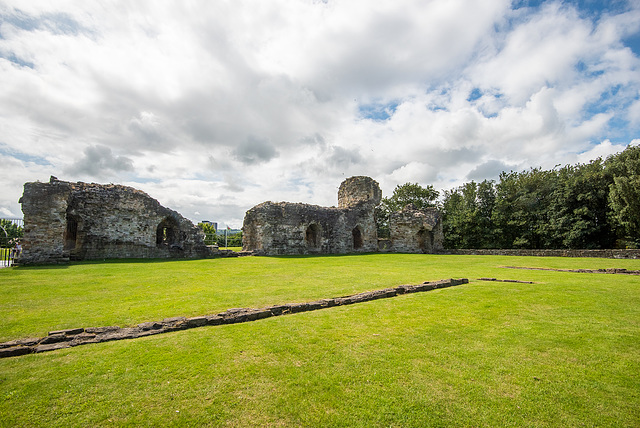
[442,144,640,249]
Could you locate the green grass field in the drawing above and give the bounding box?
[218,246,242,252]
[1,254,639,427]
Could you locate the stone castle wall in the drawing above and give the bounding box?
[19,177,211,264]
[443,248,640,259]
[243,176,381,255]
[390,205,444,253]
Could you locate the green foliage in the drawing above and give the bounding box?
[377,183,439,237]
[197,223,242,247]
[197,222,218,245]
[0,255,639,426]
[442,145,640,249]
[0,219,23,248]
[223,231,242,247]
[197,222,217,235]
[606,145,640,247]
[443,180,496,249]
[546,161,614,249]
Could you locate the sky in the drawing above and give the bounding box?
[0,0,639,227]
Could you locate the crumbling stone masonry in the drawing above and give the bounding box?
[19,177,211,264]
[389,204,444,253]
[243,176,382,255]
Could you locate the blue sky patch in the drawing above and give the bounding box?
[1,52,34,69]
[467,88,483,102]
[0,144,51,166]
[1,10,88,36]
[358,101,399,121]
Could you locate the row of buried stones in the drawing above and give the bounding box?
[0,278,468,358]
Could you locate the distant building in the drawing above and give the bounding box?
[201,221,218,231]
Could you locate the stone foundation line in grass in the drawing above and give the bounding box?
[477,278,534,283]
[501,266,640,275]
[0,278,469,358]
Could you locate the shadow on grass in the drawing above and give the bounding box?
[15,258,201,269]
[14,251,425,268]
[11,264,70,270]
[265,252,386,260]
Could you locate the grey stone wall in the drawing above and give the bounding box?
[19,177,212,264]
[389,204,444,253]
[443,248,640,259]
[243,176,381,255]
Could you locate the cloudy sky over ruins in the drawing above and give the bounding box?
[1,0,639,226]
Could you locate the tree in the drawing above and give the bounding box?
[606,144,640,247]
[442,180,496,249]
[546,160,615,249]
[376,183,439,237]
[197,222,218,245]
[492,169,556,249]
[0,219,23,248]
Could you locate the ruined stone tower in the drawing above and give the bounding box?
[337,176,382,209]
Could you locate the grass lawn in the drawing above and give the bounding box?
[0,254,639,427]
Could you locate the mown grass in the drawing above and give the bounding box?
[0,254,639,427]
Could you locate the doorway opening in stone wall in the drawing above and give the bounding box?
[352,226,363,249]
[305,224,321,248]
[416,228,433,252]
[156,217,180,248]
[64,214,79,252]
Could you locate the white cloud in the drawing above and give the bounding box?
[0,0,638,225]
[576,139,626,164]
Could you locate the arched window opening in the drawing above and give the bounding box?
[64,215,79,251]
[156,217,180,247]
[417,228,432,252]
[352,226,363,249]
[305,224,321,248]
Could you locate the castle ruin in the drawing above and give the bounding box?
[390,203,443,253]
[18,177,211,264]
[17,175,444,263]
[242,176,381,255]
[242,176,444,255]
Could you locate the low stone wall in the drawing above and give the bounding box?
[443,249,640,259]
[0,278,468,358]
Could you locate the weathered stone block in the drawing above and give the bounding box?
[186,316,208,327]
[0,347,32,358]
[85,326,120,334]
[40,333,69,344]
[205,315,224,326]
[48,328,84,336]
[35,342,71,353]
[0,338,40,348]
[138,322,163,331]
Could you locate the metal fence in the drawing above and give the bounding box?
[1,218,23,268]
